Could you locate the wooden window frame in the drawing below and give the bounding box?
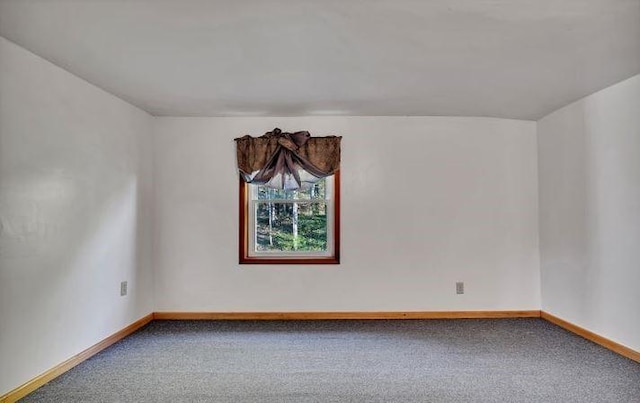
[239,171,340,264]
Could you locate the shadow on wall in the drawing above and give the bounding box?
[0,174,142,387]
[539,76,640,348]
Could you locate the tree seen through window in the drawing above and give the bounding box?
[254,179,327,252]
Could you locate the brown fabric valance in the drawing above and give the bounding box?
[234,128,341,190]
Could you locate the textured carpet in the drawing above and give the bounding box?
[20,319,640,402]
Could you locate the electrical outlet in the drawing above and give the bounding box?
[120,281,128,296]
[456,282,464,295]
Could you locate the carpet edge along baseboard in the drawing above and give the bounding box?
[0,314,153,403]
[5,310,639,402]
[152,310,542,320]
[540,311,640,363]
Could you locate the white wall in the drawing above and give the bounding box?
[153,116,540,312]
[0,37,154,395]
[538,74,640,352]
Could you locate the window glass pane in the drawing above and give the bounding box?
[255,202,327,252]
[311,180,326,200]
[256,178,326,200]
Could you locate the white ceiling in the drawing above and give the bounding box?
[1,0,639,120]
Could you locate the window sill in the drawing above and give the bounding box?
[239,256,340,265]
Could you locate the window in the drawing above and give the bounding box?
[239,172,340,264]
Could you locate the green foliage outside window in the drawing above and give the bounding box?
[254,179,328,252]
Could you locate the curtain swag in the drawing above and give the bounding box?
[234,128,342,190]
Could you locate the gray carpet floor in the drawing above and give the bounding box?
[20,319,640,402]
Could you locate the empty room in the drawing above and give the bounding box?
[0,0,639,402]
